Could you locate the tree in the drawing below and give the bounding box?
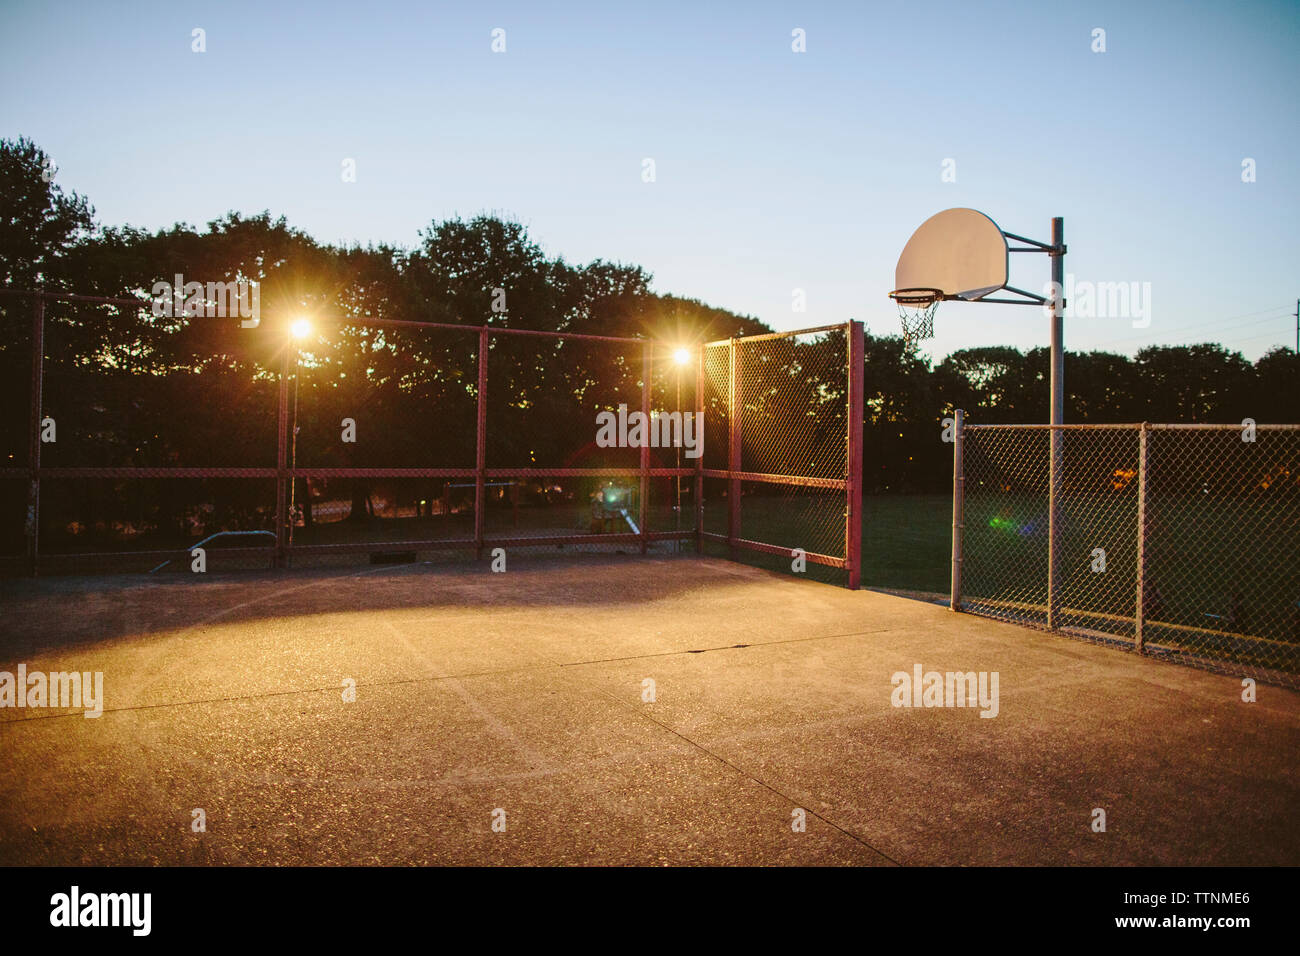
[1135,343,1254,423]
[0,138,97,468]
[1067,350,1140,422]
[1251,347,1300,423]
[934,347,1040,422]
[862,331,940,492]
[0,136,94,290]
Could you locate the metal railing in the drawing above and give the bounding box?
[952,414,1300,687]
[1,290,863,585]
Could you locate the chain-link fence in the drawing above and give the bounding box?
[700,323,864,586]
[2,290,862,584]
[956,415,1300,687]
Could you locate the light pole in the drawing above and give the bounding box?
[673,347,691,554]
[288,318,311,547]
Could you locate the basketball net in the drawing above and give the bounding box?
[890,289,940,349]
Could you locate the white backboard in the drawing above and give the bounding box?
[894,208,1009,300]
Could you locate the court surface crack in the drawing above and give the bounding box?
[0,628,902,726]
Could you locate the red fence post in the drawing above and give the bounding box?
[695,343,705,553]
[640,341,651,554]
[846,320,865,589]
[275,332,290,568]
[26,295,45,576]
[727,339,741,558]
[475,327,489,559]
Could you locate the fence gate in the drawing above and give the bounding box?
[952,415,1300,688]
[699,321,864,588]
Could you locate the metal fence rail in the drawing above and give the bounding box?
[953,415,1300,687]
[699,322,864,587]
[1,290,863,586]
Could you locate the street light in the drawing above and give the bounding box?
[672,346,691,552]
[287,318,311,546]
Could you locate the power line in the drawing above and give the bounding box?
[1091,305,1291,347]
[1227,329,1297,345]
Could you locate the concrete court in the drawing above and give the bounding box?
[0,553,1296,866]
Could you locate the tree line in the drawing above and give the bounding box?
[2,134,1296,528]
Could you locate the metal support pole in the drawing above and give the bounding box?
[1047,216,1065,629]
[674,365,681,554]
[950,408,965,611]
[727,339,741,558]
[639,342,651,554]
[26,295,45,576]
[475,328,489,560]
[288,348,300,551]
[275,332,290,568]
[695,344,705,553]
[1134,422,1149,654]
[846,320,865,589]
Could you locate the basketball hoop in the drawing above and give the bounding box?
[889,287,943,347]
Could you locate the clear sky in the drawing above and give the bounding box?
[2,0,1297,360]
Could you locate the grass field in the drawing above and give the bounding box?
[960,489,1300,679]
[696,493,952,592]
[861,495,953,594]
